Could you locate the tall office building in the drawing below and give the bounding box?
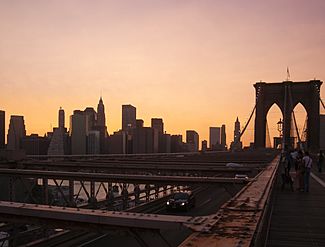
[70,110,88,155]
[171,135,184,153]
[136,119,144,128]
[21,134,50,155]
[84,107,97,130]
[209,127,221,149]
[159,133,171,153]
[0,110,5,149]
[108,130,127,154]
[87,130,100,154]
[221,124,226,149]
[234,117,241,142]
[96,97,106,127]
[202,140,208,152]
[151,118,164,153]
[7,115,26,150]
[132,127,154,154]
[186,130,199,152]
[48,107,69,155]
[122,105,136,131]
[151,118,164,134]
[59,107,65,129]
[230,117,242,151]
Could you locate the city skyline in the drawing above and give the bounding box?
[1,1,325,144]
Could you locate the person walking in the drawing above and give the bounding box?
[296,150,304,191]
[303,151,313,192]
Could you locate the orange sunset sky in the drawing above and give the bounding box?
[1,0,325,146]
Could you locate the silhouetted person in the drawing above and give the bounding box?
[303,151,313,192]
[281,151,294,191]
[296,150,304,191]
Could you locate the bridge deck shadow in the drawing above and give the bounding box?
[266,167,325,247]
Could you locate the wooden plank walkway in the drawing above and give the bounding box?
[266,166,325,247]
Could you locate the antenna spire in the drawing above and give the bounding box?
[286,67,290,81]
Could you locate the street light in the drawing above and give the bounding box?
[277,118,283,137]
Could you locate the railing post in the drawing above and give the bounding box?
[134,184,140,205]
[9,177,15,202]
[69,179,75,207]
[43,178,49,205]
[122,185,128,210]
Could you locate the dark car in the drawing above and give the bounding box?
[166,191,195,211]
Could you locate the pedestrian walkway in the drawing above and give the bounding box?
[266,168,325,247]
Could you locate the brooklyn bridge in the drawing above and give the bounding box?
[0,80,325,247]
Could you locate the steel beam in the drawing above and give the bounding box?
[0,169,251,185]
[0,201,199,231]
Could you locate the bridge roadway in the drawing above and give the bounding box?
[0,157,278,247]
[83,185,236,247]
[0,151,279,246]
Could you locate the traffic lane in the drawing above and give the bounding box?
[85,185,238,247]
[158,185,236,247]
[160,184,237,216]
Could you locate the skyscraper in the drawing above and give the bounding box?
[48,107,69,155]
[151,118,164,153]
[59,107,65,129]
[186,130,199,152]
[7,115,26,150]
[221,124,226,149]
[87,130,100,154]
[70,110,88,155]
[0,110,5,149]
[234,117,241,142]
[230,117,242,151]
[209,127,221,149]
[84,107,97,130]
[96,97,106,127]
[171,135,184,153]
[95,97,108,154]
[122,104,136,131]
[151,118,164,134]
[132,127,154,154]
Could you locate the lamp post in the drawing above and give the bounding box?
[277,118,283,137]
[277,118,284,150]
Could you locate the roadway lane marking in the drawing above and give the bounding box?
[197,198,212,208]
[311,172,325,188]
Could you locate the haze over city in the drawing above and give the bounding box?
[1,0,325,144]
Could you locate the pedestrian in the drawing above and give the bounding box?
[291,149,299,171]
[318,150,324,173]
[303,151,313,192]
[286,149,293,172]
[296,150,304,191]
[281,151,294,191]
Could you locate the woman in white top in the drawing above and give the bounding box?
[303,151,313,192]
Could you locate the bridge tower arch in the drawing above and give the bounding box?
[254,80,322,151]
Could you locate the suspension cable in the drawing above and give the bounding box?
[319,96,325,111]
[239,104,256,140]
[231,100,256,149]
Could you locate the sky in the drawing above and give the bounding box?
[1,0,325,146]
